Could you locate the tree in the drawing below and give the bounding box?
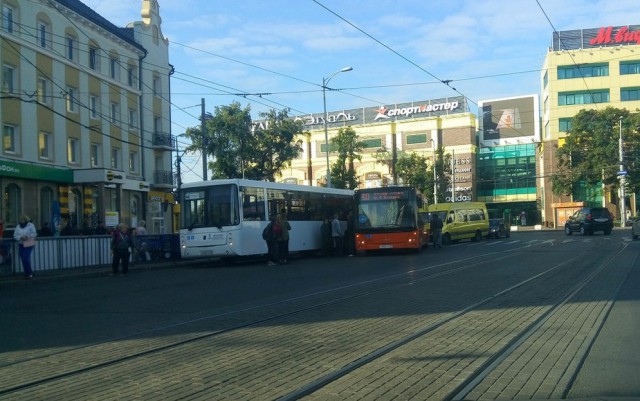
[551,107,640,199]
[184,103,303,181]
[329,127,364,189]
[394,152,430,194]
[247,109,304,181]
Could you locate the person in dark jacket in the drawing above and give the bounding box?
[262,215,278,266]
[110,223,134,276]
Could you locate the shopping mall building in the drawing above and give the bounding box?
[283,24,640,228]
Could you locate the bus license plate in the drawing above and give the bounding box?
[380,244,393,249]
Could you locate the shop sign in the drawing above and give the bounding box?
[0,159,73,182]
[374,101,460,121]
[590,26,640,46]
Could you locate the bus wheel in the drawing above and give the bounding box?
[472,230,482,241]
[443,233,451,245]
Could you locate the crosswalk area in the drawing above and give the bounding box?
[459,236,638,248]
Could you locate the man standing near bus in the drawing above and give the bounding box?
[331,213,344,256]
[430,213,443,248]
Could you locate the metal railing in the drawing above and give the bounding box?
[0,235,180,277]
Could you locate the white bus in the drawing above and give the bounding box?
[179,179,353,259]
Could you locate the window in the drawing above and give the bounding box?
[109,57,119,80]
[128,108,137,130]
[152,75,161,96]
[37,77,49,104]
[559,118,572,132]
[110,102,119,125]
[2,5,14,33]
[558,63,609,79]
[111,148,120,169]
[4,183,22,226]
[37,21,49,48]
[558,90,609,106]
[406,134,427,145]
[90,143,100,167]
[127,65,136,87]
[89,95,99,119]
[153,116,162,134]
[3,124,18,153]
[620,61,640,75]
[543,71,548,88]
[40,187,54,229]
[67,137,79,164]
[66,35,76,61]
[2,64,15,94]
[89,46,99,70]
[39,131,52,159]
[129,151,138,173]
[362,138,383,149]
[621,88,640,101]
[66,87,77,112]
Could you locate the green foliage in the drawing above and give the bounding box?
[551,107,640,197]
[184,102,303,181]
[329,127,364,189]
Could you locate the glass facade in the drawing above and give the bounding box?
[477,144,538,225]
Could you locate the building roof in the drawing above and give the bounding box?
[54,0,146,52]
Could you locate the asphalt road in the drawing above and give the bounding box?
[1,229,639,400]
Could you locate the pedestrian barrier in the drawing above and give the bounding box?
[0,235,180,277]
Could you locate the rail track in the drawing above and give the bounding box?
[0,238,634,400]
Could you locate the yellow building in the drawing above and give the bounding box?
[540,24,640,227]
[0,0,174,234]
[280,96,479,202]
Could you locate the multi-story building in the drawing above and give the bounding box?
[540,24,640,227]
[281,96,480,203]
[0,0,174,235]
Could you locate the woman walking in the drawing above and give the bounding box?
[14,215,37,279]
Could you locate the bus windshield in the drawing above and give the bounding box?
[355,189,416,231]
[181,184,240,229]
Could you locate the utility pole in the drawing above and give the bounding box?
[619,115,627,226]
[201,98,207,181]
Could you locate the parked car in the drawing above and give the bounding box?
[632,217,640,240]
[564,207,613,236]
[488,218,510,238]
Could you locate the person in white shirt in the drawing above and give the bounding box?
[13,214,37,279]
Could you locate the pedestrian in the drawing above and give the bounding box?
[13,214,37,279]
[262,215,278,265]
[430,213,443,248]
[94,221,108,235]
[38,222,53,237]
[320,217,332,257]
[331,213,344,256]
[110,223,133,276]
[345,210,355,256]
[276,210,291,264]
[135,220,147,236]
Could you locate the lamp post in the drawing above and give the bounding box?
[322,66,353,188]
[431,138,438,204]
[619,115,627,227]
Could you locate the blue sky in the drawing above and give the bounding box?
[81,0,639,182]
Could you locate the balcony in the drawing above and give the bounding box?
[152,133,175,150]
[152,170,175,189]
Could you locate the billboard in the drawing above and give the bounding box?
[478,95,539,143]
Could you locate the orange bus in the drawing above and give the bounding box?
[353,187,428,253]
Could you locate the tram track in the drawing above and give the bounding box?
[0,239,630,400]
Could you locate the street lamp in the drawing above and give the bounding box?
[323,66,353,188]
[431,138,438,204]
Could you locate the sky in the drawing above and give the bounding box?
[80,0,639,183]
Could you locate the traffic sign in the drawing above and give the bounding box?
[617,170,628,176]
